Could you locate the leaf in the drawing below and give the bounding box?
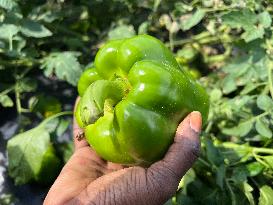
[174,2,192,14]
[56,119,70,137]
[255,119,272,138]
[222,9,257,30]
[231,166,248,184]
[108,25,136,40]
[176,45,198,62]
[242,182,255,205]
[259,185,273,205]
[222,75,237,94]
[138,22,149,34]
[204,138,224,166]
[180,9,205,31]
[257,95,273,111]
[242,26,264,42]
[0,95,13,107]
[58,142,74,163]
[216,164,225,189]
[20,19,52,38]
[221,142,251,163]
[258,11,272,28]
[178,168,196,191]
[229,95,252,111]
[210,89,222,102]
[222,9,265,42]
[17,77,37,92]
[222,121,253,137]
[41,52,82,86]
[240,83,261,95]
[30,95,61,117]
[263,156,273,169]
[0,24,19,40]
[7,124,60,185]
[0,0,17,10]
[246,162,264,177]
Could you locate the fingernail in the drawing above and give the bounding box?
[189,111,202,133]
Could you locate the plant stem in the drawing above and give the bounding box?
[198,157,211,167]
[221,142,273,155]
[267,58,273,99]
[203,6,237,13]
[0,86,15,96]
[205,120,213,133]
[14,82,22,114]
[169,32,174,51]
[253,147,273,155]
[225,179,236,205]
[252,152,269,168]
[242,111,269,124]
[41,111,73,126]
[9,36,13,51]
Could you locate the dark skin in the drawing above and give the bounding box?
[44,99,202,205]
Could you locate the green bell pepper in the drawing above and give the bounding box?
[75,35,209,166]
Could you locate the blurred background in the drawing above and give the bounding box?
[1,0,273,204]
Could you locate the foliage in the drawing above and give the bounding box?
[0,0,273,204]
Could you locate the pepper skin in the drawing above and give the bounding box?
[75,35,209,166]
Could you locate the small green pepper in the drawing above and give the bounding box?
[75,35,209,166]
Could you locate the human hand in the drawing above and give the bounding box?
[44,99,202,205]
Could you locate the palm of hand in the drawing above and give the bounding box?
[44,102,202,205]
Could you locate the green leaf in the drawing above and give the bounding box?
[108,25,136,40]
[0,24,19,40]
[180,9,205,31]
[17,78,37,92]
[0,0,17,10]
[221,142,251,164]
[258,11,272,28]
[210,88,222,102]
[20,19,52,38]
[204,138,224,166]
[246,162,264,177]
[222,9,257,30]
[176,45,198,62]
[216,164,225,189]
[222,75,237,94]
[229,95,252,111]
[257,95,273,111]
[255,119,272,138]
[259,185,273,205]
[41,52,82,86]
[138,22,149,34]
[222,121,253,137]
[242,182,255,205]
[174,2,192,14]
[58,142,74,163]
[0,95,13,107]
[222,9,265,42]
[231,166,248,184]
[30,94,61,117]
[178,168,196,191]
[56,119,70,137]
[242,26,264,42]
[240,83,261,95]
[263,156,273,169]
[7,124,60,185]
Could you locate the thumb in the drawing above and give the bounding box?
[146,111,202,201]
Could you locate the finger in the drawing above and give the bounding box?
[147,111,202,196]
[105,162,125,173]
[73,97,89,151]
